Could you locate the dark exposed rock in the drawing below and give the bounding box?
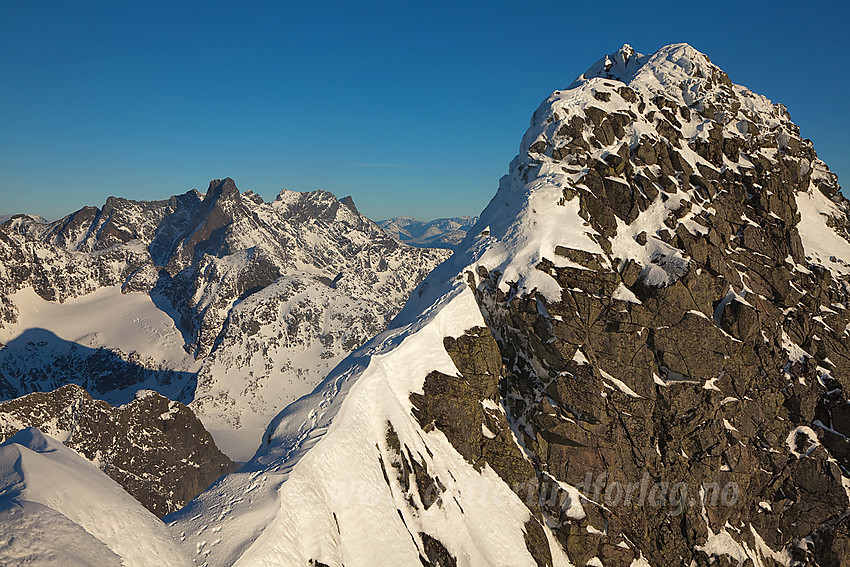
[339,195,359,215]
[530,140,547,154]
[411,328,536,491]
[0,384,235,516]
[617,86,638,103]
[414,43,850,565]
[420,533,458,567]
[524,518,553,567]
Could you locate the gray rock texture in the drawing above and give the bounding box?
[0,384,235,516]
[415,43,850,565]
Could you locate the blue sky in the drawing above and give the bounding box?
[1,0,847,221]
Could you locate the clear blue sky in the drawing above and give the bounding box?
[1,0,847,222]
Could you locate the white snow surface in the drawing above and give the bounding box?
[795,182,850,275]
[0,428,191,567]
[0,286,199,402]
[3,285,190,363]
[168,285,545,566]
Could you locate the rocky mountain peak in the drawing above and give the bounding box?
[340,195,359,215]
[506,41,848,295]
[172,44,850,567]
[577,43,644,83]
[205,177,241,201]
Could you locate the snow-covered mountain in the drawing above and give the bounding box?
[0,385,235,516]
[0,428,192,566]
[0,180,449,460]
[0,214,48,224]
[379,216,478,249]
[167,43,850,566]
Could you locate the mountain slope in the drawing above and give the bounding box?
[0,428,191,566]
[170,43,850,566]
[0,385,235,516]
[166,287,552,567]
[0,180,450,459]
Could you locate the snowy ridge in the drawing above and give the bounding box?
[169,284,560,567]
[0,428,191,566]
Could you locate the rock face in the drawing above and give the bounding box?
[0,180,450,456]
[469,43,850,566]
[0,384,236,516]
[169,44,850,566]
[379,216,478,249]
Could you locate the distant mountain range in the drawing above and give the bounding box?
[379,215,478,248]
[0,210,478,250]
[0,179,448,463]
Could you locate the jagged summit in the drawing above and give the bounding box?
[205,177,242,201]
[339,195,359,214]
[570,43,726,95]
[573,43,645,84]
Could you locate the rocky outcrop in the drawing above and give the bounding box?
[449,43,850,566]
[0,384,235,516]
